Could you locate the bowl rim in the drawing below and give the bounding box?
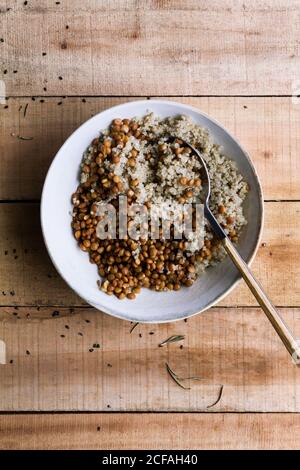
[41,99,264,323]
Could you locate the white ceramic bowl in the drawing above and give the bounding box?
[41,100,263,323]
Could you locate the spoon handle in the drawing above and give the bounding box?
[223,237,300,363]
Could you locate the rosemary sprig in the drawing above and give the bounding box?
[165,362,190,390]
[18,135,33,140]
[181,376,203,381]
[159,335,185,347]
[129,322,139,334]
[10,133,33,141]
[206,385,224,409]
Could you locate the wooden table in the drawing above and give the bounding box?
[1,0,300,450]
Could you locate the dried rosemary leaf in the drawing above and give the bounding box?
[165,362,190,390]
[23,103,28,118]
[159,335,185,347]
[207,385,224,409]
[10,133,33,141]
[181,376,203,381]
[18,135,33,140]
[129,322,139,334]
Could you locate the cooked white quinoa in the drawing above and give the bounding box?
[72,113,248,299]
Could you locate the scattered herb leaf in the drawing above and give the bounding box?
[159,335,185,347]
[130,322,139,334]
[23,103,28,118]
[10,133,33,141]
[181,375,202,381]
[206,385,224,409]
[165,362,190,390]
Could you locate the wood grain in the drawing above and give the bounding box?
[1,1,300,96]
[1,412,300,449]
[0,201,299,307]
[1,97,300,200]
[0,306,300,412]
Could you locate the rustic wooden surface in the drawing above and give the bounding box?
[1,0,300,450]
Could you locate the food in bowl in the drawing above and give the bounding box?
[71,113,248,300]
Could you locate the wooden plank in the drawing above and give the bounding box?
[4,0,300,13]
[0,306,300,412]
[1,412,300,449]
[3,0,281,13]
[1,97,300,200]
[0,201,299,307]
[1,1,300,95]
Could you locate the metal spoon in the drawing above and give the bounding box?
[169,136,300,362]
